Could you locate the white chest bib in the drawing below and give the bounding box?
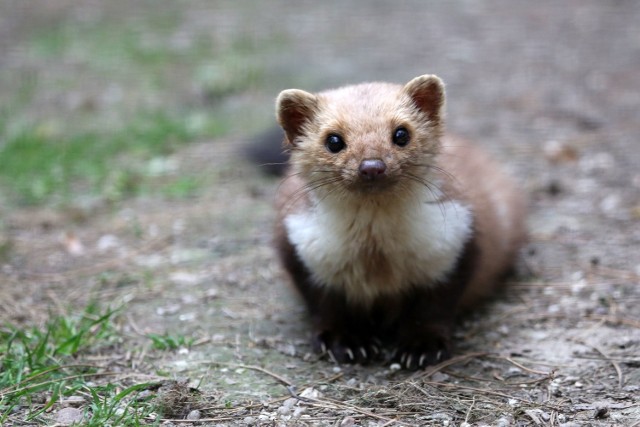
[284,191,473,305]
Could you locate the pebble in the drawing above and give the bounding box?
[340,416,356,427]
[54,407,84,425]
[282,398,297,409]
[97,234,119,252]
[580,151,614,173]
[186,409,201,420]
[299,387,321,399]
[431,372,449,382]
[495,416,514,427]
[277,406,290,416]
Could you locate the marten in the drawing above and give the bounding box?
[270,75,526,370]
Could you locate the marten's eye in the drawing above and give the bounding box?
[392,127,410,147]
[326,134,346,153]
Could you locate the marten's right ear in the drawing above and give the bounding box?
[276,89,318,146]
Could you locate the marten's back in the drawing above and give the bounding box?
[438,135,527,308]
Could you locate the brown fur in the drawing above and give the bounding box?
[437,134,527,307]
[273,75,527,369]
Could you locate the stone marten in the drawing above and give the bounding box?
[271,75,526,369]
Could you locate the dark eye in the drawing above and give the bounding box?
[326,134,346,153]
[392,127,410,147]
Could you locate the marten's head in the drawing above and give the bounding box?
[276,75,446,199]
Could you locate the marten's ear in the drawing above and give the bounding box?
[403,75,445,122]
[276,89,318,146]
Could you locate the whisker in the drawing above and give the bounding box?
[402,172,448,221]
[282,175,344,212]
[276,169,336,196]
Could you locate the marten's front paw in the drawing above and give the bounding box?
[313,331,382,365]
[392,337,451,370]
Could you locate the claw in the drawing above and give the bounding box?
[371,344,380,356]
[359,347,368,359]
[419,353,427,367]
[320,341,327,355]
[345,347,355,361]
[405,354,413,369]
[327,349,338,365]
[400,352,408,365]
[436,350,443,362]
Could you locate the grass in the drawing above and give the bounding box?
[147,333,194,351]
[0,2,291,424]
[0,110,227,205]
[0,0,284,208]
[0,302,200,425]
[0,303,132,424]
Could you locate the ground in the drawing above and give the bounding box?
[0,1,639,426]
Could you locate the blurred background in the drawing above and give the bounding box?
[1,1,639,423]
[1,1,638,206]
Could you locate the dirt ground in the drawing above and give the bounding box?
[2,1,640,426]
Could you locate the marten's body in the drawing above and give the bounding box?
[273,75,526,369]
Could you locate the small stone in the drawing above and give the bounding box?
[55,407,84,425]
[580,151,614,173]
[600,194,621,215]
[170,271,201,286]
[283,398,297,409]
[243,416,256,424]
[277,406,290,416]
[299,387,321,399]
[431,372,449,382]
[340,416,356,427]
[97,234,119,252]
[186,409,201,420]
[495,416,514,427]
[390,363,402,371]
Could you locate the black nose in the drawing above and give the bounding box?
[359,159,387,180]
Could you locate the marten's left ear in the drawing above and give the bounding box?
[403,75,445,122]
[276,89,318,146]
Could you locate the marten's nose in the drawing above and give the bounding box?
[359,159,387,180]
